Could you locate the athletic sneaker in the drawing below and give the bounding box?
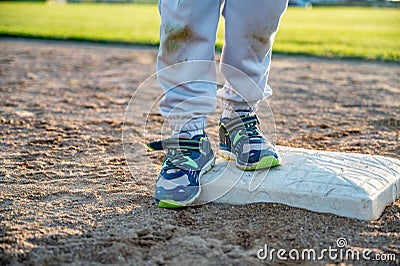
[219,114,281,170]
[147,133,215,208]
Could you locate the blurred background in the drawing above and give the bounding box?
[0,0,399,62]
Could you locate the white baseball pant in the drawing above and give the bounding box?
[156,0,288,131]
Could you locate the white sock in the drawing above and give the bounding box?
[220,100,257,119]
[172,128,205,139]
[221,108,253,119]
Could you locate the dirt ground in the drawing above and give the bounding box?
[0,39,399,265]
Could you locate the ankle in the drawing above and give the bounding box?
[172,128,205,139]
[221,109,254,119]
[220,101,257,119]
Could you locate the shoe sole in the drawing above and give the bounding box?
[219,149,281,171]
[157,155,216,208]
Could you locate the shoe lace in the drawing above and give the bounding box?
[165,149,193,170]
[244,120,263,139]
[220,115,265,144]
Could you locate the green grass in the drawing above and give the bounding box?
[0,3,399,62]
[274,7,400,61]
[0,3,161,45]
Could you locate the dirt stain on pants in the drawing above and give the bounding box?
[163,24,194,54]
[248,26,277,59]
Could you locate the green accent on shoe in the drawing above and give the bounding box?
[232,129,245,146]
[147,143,155,150]
[237,156,281,171]
[182,157,198,168]
[199,137,204,152]
[158,200,185,208]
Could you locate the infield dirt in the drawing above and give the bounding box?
[0,39,399,265]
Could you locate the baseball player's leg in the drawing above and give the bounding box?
[151,0,222,207]
[157,0,222,133]
[218,0,288,170]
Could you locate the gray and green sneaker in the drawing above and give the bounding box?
[147,133,215,208]
[219,114,281,170]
